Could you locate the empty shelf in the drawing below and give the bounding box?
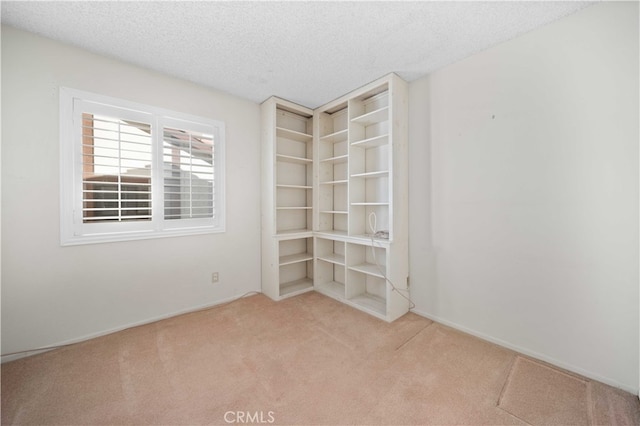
[280,278,313,297]
[276,126,312,142]
[275,229,313,238]
[350,134,389,148]
[350,293,386,316]
[314,230,349,239]
[277,184,312,189]
[351,202,389,206]
[317,253,346,265]
[316,281,345,299]
[351,107,389,126]
[349,262,385,278]
[350,170,389,179]
[276,154,312,164]
[320,154,348,164]
[320,128,348,143]
[279,252,313,266]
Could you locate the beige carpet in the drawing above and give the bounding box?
[498,357,589,425]
[2,292,639,425]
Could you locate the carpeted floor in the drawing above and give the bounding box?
[2,292,639,425]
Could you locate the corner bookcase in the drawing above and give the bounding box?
[261,74,409,322]
[261,98,315,300]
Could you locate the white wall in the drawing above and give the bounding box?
[408,75,436,315]
[1,27,262,357]
[409,2,639,392]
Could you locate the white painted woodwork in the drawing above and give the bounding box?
[262,73,409,321]
[261,98,315,300]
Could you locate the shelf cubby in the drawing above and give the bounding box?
[349,89,389,146]
[349,287,387,317]
[347,243,386,276]
[315,238,346,300]
[277,184,312,209]
[350,204,389,238]
[346,241,388,318]
[280,277,314,297]
[350,177,389,205]
[276,210,312,234]
[316,238,346,264]
[276,161,312,185]
[279,237,313,264]
[318,102,348,136]
[278,237,314,297]
[349,86,389,119]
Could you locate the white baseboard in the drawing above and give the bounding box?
[1,291,261,363]
[410,308,638,396]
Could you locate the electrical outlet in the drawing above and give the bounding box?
[211,272,219,283]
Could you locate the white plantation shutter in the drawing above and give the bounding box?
[81,113,153,223]
[162,120,215,222]
[60,88,225,245]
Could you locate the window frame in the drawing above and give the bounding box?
[60,87,226,246]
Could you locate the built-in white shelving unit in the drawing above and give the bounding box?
[262,74,409,321]
[262,98,315,300]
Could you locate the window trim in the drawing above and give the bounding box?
[60,87,226,246]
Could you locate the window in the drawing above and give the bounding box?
[60,88,225,245]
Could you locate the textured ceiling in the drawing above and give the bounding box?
[1,1,593,108]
